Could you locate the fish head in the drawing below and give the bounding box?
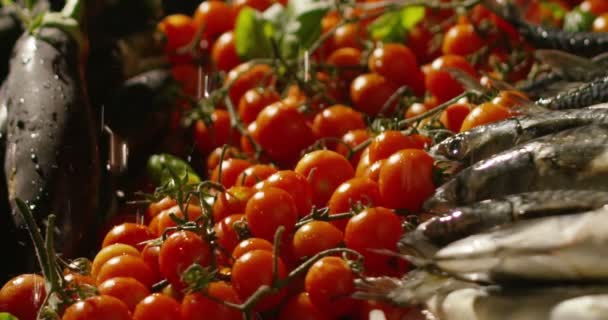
[431,135,471,162]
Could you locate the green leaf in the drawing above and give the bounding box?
[234,7,274,60]
[401,5,425,30]
[540,0,566,20]
[563,8,595,32]
[0,312,19,320]
[281,0,330,58]
[147,154,200,186]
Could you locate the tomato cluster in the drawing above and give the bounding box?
[4,0,604,319]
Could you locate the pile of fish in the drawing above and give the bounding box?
[356,3,608,317]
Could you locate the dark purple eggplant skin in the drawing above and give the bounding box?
[3,27,100,272]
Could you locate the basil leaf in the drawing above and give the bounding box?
[147,154,200,186]
[235,7,274,60]
[281,0,330,58]
[0,313,18,320]
[563,8,595,32]
[368,6,425,43]
[401,5,425,30]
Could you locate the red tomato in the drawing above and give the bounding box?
[594,13,608,32]
[159,231,212,288]
[102,223,155,251]
[350,73,399,117]
[378,149,435,211]
[133,294,181,320]
[328,177,382,230]
[311,105,366,140]
[368,44,421,94]
[295,150,355,207]
[407,24,441,64]
[335,129,370,167]
[368,131,429,163]
[211,158,253,188]
[214,214,247,253]
[182,281,243,320]
[327,47,363,83]
[245,187,298,241]
[91,244,140,278]
[225,63,274,104]
[156,205,204,236]
[232,250,288,311]
[98,277,150,311]
[344,207,404,272]
[96,255,158,288]
[255,170,314,217]
[304,257,357,317]
[278,292,332,320]
[213,186,255,222]
[206,146,240,175]
[424,55,477,103]
[363,159,385,182]
[0,274,46,320]
[233,0,275,12]
[460,102,512,132]
[140,244,161,279]
[442,23,484,56]
[193,0,235,40]
[238,88,281,124]
[491,90,531,109]
[293,221,344,260]
[193,110,240,154]
[581,0,608,15]
[211,31,241,72]
[158,14,196,63]
[147,197,177,219]
[171,64,199,97]
[232,238,274,259]
[255,102,315,165]
[439,103,472,132]
[333,23,364,49]
[62,296,131,320]
[235,164,278,187]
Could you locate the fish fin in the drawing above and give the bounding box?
[443,67,487,96]
[534,50,601,81]
[591,52,608,66]
[398,230,440,259]
[479,73,517,91]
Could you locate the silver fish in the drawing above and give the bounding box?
[434,206,608,283]
[426,124,608,211]
[551,295,608,320]
[401,190,608,258]
[430,107,608,166]
[537,75,608,110]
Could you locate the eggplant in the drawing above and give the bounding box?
[3,3,100,273]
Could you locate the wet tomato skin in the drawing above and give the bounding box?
[0,274,46,320]
[132,293,182,320]
[159,231,212,289]
[305,257,357,317]
[98,277,150,311]
[62,295,131,320]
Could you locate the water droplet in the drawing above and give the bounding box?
[18,98,24,104]
[31,154,38,162]
[29,204,36,211]
[30,132,39,139]
[43,82,51,89]
[54,74,59,80]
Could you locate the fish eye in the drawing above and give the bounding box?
[449,138,465,158]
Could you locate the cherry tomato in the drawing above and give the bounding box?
[214,214,247,253]
[255,170,314,217]
[581,0,608,15]
[293,221,343,260]
[491,90,531,109]
[91,244,140,278]
[344,207,403,272]
[245,187,298,241]
[207,146,240,175]
[147,197,177,219]
[211,31,241,72]
[240,121,260,156]
[159,231,212,288]
[213,186,255,222]
[62,295,131,320]
[102,223,155,251]
[378,149,435,211]
[333,23,364,49]
[460,102,512,132]
[424,55,477,103]
[133,294,181,320]
[211,158,253,188]
[350,73,399,117]
[158,14,196,63]
[0,274,46,320]
[439,103,472,132]
[295,150,355,207]
[232,238,274,259]
[156,205,204,235]
[193,0,235,40]
[405,102,431,119]
[363,159,385,182]
[238,88,281,124]
[442,22,484,56]
[98,277,150,311]
[312,105,366,140]
[235,164,278,187]
[255,102,315,165]
[141,244,161,278]
[278,292,332,320]
[171,64,199,97]
[328,177,383,230]
[234,0,275,12]
[335,129,370,167]
[355,147,372,177]
[97,255,158,288]
[368,131,429,163]
[368,44,420,92]
[225,63,274,104]
[193,109,240,154]
[305,256,357,317]
[407,24,441,64]
[232,250,288,311]
[182,281,243,320]
[593,13,608,32]
[327,47,363,83]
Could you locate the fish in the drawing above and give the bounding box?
[401,190,608,258]
[433,206,608,283]
[483,0,608,57]
[426,124,608,211]
[430,107,608,167]
[551,295,608,320]
[536,75,608,110]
